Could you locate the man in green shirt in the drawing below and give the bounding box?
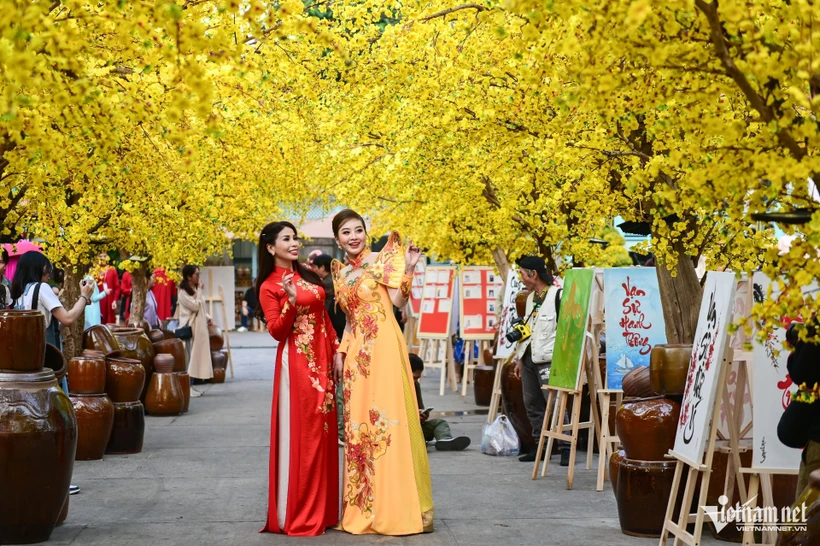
[410,353,471,451]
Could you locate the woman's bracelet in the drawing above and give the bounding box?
[79,295,91,305]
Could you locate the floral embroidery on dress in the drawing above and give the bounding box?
[345,406,394,518]
[293,308,318,374]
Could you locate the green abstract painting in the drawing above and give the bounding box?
[548,269,594,391]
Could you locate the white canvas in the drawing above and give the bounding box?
[494,272,525,359]
[751,272,805,471]
[201,266,236,330]
[438,299,452,313]
[672,272,737,465]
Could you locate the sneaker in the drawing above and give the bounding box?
[518,449,546,462]
[434,436,471,452]
[69,485,80,495]
[559,447,571,467]
[237,327,248,332]
[190,388,203,398]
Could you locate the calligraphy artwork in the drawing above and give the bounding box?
[751,272,807,471]
[717,278,754,442]
[494,272,525,359]
[672,272,737,465]
[603,268,667,390]
[549,269,594,391]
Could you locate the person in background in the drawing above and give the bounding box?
[120,269,132,322]
[410,354,471,451]
[0,248,10,287]
[97,254,120,325]
[238,279,257,333]
[83,275,108,330]
[175,265,213,389]
[143,270,161,329]
[306,249,323,273]
[152,268,176,321]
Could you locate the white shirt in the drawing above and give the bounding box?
[14,283,63,328]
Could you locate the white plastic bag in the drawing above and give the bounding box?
[480,415,520,456]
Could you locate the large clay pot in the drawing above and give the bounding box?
[44,343,67,381]
[153,338,187,373]
[514,289,531,318]
[175,372,191,413]
[56,495,68,526]
[610,448,627,494]
[111,328,155,403]
[499,357,536,454]
[650,344,693,396]
[67,355,107,394]
[211,350,227,384]
[622,366,654,398]
[145,373,184,416]
[616,396,680,461]
[0,309,46,372]
[106,401,145,454]
[778,470,820,546]
[148,329,164,344]
[153,353,175,374]
[70,394,114,460]
[208,324,224,351]
[104,356,145,403]
[473,365,494,406]
[213,368,226,384]
[616,458,679,537]
[0,369,77,544]
[83,324,120,355]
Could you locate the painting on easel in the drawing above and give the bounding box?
[548,269,594,391]
[603,268,666,390]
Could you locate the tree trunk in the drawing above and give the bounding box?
[128,266,147,327]
[61,265,85,360]
[655,239,702,344]
[492,247,511,281]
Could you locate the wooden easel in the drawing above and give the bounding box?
[204,269,235,379]
[596,388,623,491]
[531,315,602,490]
[487,355,512,424]
[418,337,457,396]
[659,347,748,546]
[460,339,492,397]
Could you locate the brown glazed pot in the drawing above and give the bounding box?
[211,350,227,384]
[212,367,226,384]
[44,343,68,381]
[208,324,224,351]
[104,356,145,403]
[473,365,495,407]
[106,401,145,454]
[56,496,68,526]
[0,309,47,372]
[175,372,191,413]
[70,394,114,460]
[145,373,184,416]
[111,328,155,403]
[83,324,120,355]
[153,338,187,373]
[82,349,106,357]
[147,329,164,344]
[67,356,107,395]
[0,369,77,544]
[610,448,627,494]
[778,470,820,546]
[650,344,693,396]
[616,458,680,537]
[153,354,175,374]
[622,366,654,398]
[616,396,680,461]
[499,357,536,454]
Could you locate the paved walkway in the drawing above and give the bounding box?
[52,332,718,545]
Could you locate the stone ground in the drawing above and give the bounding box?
[51,332,722,546]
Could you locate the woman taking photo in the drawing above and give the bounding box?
[330,209,433,535]
[257,221,340,537]
[176,265,212,388]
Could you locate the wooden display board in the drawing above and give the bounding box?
[459,266,502,396]
[417,266,456,339]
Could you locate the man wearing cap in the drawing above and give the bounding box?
[512,256,569,465]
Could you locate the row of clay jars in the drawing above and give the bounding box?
[69,353,114,461]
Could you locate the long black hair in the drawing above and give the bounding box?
[11,251,54,301]
[255,221,322,322]
[180,265,199,296]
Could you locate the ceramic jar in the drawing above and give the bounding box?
[499,357,536,455]
[0,309,46,372]
[153,354,175,374]
[609,448,627,494]
[83,324,120,355]
[616,396,680,461]
[778,470,820,546]
[67,356,107,394]
[208,325,224,351]
[106,401,145,454]
[615,458,679,537]
[211,350,227,384]
[104,356,145,403]
[70,394,114,460]
[56,496,69,526]
[153,338,187,373]
[145,373,184,416]
[175,372,191,413]
[148,329,165,344]
[0,369,77,544]
[473,365,494,406]
[650,344,693,396]
[111,328,155,402]
[622,366,654,398]
[44,343,67,380]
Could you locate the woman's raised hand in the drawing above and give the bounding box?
[405,238,421,272]
[282,273,297,305]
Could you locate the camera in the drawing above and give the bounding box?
[505,318,532,344]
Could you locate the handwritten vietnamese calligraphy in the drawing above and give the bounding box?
[619,276,653,356]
